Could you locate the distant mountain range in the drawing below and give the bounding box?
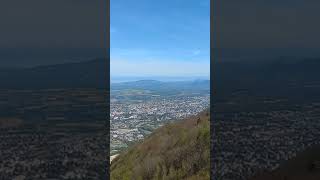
[111,109,210,180]
[2,56,320,93]
[111,79,210,94]
[0,58,108,89]
[111,76,209,83]
[214,58,320,102]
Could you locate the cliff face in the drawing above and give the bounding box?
[110,109,210,180]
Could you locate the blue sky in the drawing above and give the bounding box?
[111,0,210,77]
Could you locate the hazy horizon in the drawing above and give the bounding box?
[110,0,210,77]
[111,75,210,83]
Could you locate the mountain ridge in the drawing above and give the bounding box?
[110,109,210,180]
[0,58,107,89]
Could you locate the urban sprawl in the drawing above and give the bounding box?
[110,93,210,156]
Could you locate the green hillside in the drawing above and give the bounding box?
[110,110,210,180]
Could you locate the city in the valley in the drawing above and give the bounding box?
[110,80,210,157]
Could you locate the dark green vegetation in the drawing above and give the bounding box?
[110,110,210,180]
[251,145,320,180]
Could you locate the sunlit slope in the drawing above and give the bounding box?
[110,109,210,180]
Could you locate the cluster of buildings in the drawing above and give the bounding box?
[212,98,320,180]
[110,94,210,155]
[0,89,107,179]
[0,131,107,179]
